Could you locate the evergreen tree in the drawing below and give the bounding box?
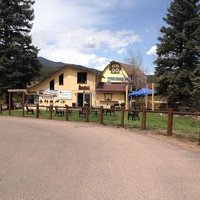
[191,65,200,110]
[0,0,41,97]
[155,0,200,108]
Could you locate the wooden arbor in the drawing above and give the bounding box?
[7,89,27,116]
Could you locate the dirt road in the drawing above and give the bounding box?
[0,116,200,200]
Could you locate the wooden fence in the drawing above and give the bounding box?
[0,104,200,137]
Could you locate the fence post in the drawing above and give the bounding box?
[36,104,39,118]
[120,107,125,127]
[0,104,2,114]
[100,106,104,125]
[22,92,25,117]
[86,106,89,122]
[9,92,11,116]
[22,103,25,117]
[50,105,53,119]
[141,108,146,130]
[167,108,173,136]
[65,105,69,121]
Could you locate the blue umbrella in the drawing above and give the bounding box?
[128,88,156,97]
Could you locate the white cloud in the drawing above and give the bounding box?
[32,1,103,31]
[146,45,157,55]
[31,0,140,70]
[32,0,136,31]
[33,29,140,70]
[81,0,136,9]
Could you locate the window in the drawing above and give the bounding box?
[107,77,125,82]
[77,72,87,84]
[59,74,64,85]
[110,63,121,74]
[104,93,112,101]
[107,77,115,81]
[50,79,54,90]
[115,77,124,81]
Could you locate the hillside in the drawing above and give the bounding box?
[37,57,66,82]
[38,57,66,68]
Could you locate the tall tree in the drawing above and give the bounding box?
[191,65,200,110]
[0,0,41,98]
[155,0,200,108]
[124,48,146,90]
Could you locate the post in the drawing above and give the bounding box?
[65,105,69,121]
[99,106,104,125]
[145,95,148,109]
[145,83,148,109]
[152,82,155,111]
[22,92,25,117]
[141,108,146,130]
[0,104,2,114]
[36,104,39,118]
[86,106,89,122]
[125,83,129,110]
[50,105,53,119]
[9,92,11,116]
[167,108,173,136]
[120,107,125,127]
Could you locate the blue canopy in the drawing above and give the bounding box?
[128,88,156,97]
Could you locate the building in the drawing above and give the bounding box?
[26,61,146,109]
[27,64,100,107]
[95,61,147,108]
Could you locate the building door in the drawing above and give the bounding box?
[77,93,91,107]
[84,93,91,106]
[77,93,83,107]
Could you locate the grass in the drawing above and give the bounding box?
[1,109,200,142]
[173,115,200,141]
[146,113,200,141]
[146,113,168,130]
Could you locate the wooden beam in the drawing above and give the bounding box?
[7,89,27,93]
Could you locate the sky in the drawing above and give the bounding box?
[31,0,172,74]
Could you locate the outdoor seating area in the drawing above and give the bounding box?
[26,105,34,114]
[127,111,140,120]
[14,102,22,109]
[2,104,8,110]
[79,107,87,117]
[78,105,90,118]
[105,105,115,116]
[90,107,98,115]
[54,106,64,116]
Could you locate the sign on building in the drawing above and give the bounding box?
[58,90,72,100]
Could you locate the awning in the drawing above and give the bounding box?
[128,88,156,97]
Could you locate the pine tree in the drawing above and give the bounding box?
[155,0,200,108]
[191,65,200,110]
[0,0,41,97]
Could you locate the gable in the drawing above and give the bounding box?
[27,64,100,93]
[101,61,129,83]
